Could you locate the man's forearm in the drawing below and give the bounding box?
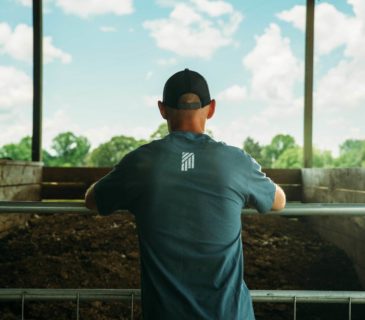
[85,182,98,211]
[271,184,286,211]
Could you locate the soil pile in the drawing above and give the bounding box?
[0,213,363,319]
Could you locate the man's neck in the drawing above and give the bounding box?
[168,122,205,134]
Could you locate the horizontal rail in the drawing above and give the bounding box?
[0,289,140,301]
[0,202,364,216]
[1,289,365,304]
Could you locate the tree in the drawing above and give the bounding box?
[150,123,169,140]
[272,146,303,168]
[313,149,334,168]
[149,123,214,141]
[88,135,146,167]
[243,137,263,164]
[260,134,297,168]
[334,139,365,167]
[0,136,32,161]
[46,132,91,167]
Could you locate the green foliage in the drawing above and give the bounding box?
[87,135,146,167]
[2,130,363,169]
[243,137,263,164]
[45,132,91,167]
[0,136,32,161]
[313,149,334,168]
[334,139,365,167]
[272,147,303,168]
[243,134,338,169]
[150,123,169,140]
[244,134,298,168]
[263,134,296,166]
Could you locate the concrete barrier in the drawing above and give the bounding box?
[302,168,365,288]
[0,160,42,237]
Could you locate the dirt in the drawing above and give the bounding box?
[0,212,364,320]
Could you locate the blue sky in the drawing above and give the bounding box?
[0,0,364,155]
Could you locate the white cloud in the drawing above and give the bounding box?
[54,0,134,18]
[315,59,365,111]
[84,125,153,149]
[277,5,305,31]
[0,120,32,148]
[100,26,117,33]
[157,57,177,66]
[192,0,233,17]
[278,1,365,112]
[43,109,154,150]
[156,0,180,8]
[212,111,301,150]
[143,1,243,58]
[0,22,72,63]
[243,23,302,105]
[0,66,32,110]
[213,22,305,152]
[145,71,153,80]
[278,3,356,56]
[217,85,247,103]
[43,36,72,63]
[143,95,160,108]
[16,0,32,6]
[43,109,81,150]
[276,1,365,153]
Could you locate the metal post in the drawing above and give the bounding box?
[130,293,134,320]
[293,296,297,320]
[303,0,315,168]
[32,0,43,162]
[349,297,352,320]
[76,292,80,320]
[21,292,25,320]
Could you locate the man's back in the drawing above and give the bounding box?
[94,131,275,319]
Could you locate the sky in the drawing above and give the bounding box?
[0,0,364,156]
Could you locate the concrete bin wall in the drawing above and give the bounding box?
[0,160,42,236]
[302,168,365,288]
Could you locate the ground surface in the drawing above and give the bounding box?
[0,212,364,320]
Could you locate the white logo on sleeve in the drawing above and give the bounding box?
[181,152,195,171]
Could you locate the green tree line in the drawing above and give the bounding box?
[0,124,364,168]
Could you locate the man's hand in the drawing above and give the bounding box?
[271,184,286,211]
[85,182,98,212]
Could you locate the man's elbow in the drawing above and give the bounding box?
[271,184,286,211]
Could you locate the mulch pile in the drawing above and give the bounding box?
[0,212,363,319]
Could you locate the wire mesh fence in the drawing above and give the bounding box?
[1,289,365,320]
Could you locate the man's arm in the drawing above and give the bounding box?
[85,182,98,212]
[271,184,286,211]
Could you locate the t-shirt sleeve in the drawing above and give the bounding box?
[246,156,276,213]
[93,153,138,216]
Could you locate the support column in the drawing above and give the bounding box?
[303,0,315,168]
[32,0,43,162]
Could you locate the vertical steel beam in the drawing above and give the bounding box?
[32,0,43,162]
[303,0,315,168]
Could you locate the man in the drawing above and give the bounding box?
[85,69,286,319]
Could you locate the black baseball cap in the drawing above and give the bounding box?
[162,68,211,109]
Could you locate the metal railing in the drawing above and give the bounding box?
[1,201,365,216]
[1,201,365,319]
[1,289,365,320]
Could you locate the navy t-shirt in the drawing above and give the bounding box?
[94,131,276,320]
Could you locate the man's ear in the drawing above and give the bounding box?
[207,99,216,119]
[158,101,168,119]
